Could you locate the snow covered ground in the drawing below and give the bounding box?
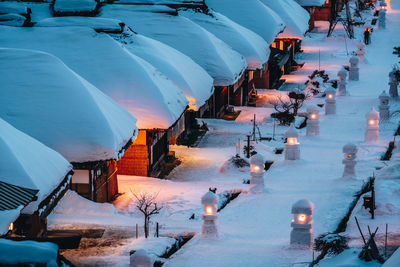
[46,1,400,266]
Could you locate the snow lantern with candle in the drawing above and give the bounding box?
[249,154,265,194]
[342,143,358,178]
[325,88,336,115]
[201,191,218,238]
[290,199,314,248]
[306,106,320,136]
[365,107,379,142]
[284,124,300,160]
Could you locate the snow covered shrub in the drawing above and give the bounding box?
[271,90,307,125]
[314,233,349,255]
[305,70,333,96]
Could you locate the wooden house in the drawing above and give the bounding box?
[262,0,310,87]
[0,118,73,238]
[0,47,137,203]
[293,0,331,30]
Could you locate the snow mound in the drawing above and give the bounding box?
[0,239,59,266]
[179,8,270,70]
[53,0,97,13]
[0,47,137,163]
[0,117,72,215]
[0,26,187,129]
[100,5,247,86]
[206,0,285,44]
[112,30,214,110]
[0,13,26,26]
[260,0,310,38]
[294,0,326,7]
[36,17,124,32]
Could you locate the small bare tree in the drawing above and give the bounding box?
[131,190,162,238]
[271,90,310,125]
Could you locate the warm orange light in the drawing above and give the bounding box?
[287,138,297,145]
[369,120,376,125]
[205,206,213,215]
[311,114,317,120]
[297,214,307,223]
[347,154,352,159]
[253,165,260,172]
[8,223,13,231]
[327,94,333,99]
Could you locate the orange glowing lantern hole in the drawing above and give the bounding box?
[327,94,333,99]
[369,120,376,125]
[347,154,352,159]
[310,114,317,120]
[205,206,213,215]
[297,214,307,223]
[287,138,297,145]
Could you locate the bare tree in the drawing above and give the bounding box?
[271,91,310,125]
[131,190,162,238]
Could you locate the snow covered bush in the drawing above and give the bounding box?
[314,233,349,256]
[305,70,332,96]
[271,90,307,125]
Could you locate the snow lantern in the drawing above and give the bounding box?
[306,106,320,136]
[249,154,265,194]
[389,68,399,98]
[349,55,360,81]
[356,41,365,63]
[325,88,336,115]
[337,67,348,96]
[284,124,300,160]
[365,107,380,142]
[379,90,390,120]
[130,249,153,267]
[342,143,358,178]
[290,199,314,248]
[201,191,218,238]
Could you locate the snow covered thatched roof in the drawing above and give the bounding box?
[52,0,98,14]
[0,26,188,129]
[0,47,137,163]
[179,8,269,70]
[205,0,285,44]
[260,0,310,38]
[112,30,214,111]
[294,0,326,7]
[36,17,125,33]
[0,117,72,217]
[100,5,247,87]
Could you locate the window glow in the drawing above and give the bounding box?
[8,223,13,231]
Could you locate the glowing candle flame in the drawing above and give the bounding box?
[287,138,296,145]
[327,94,333,99]
[311,114,317,120]
[369,120,375,125]
[298,214,307,223]
[206,206,213,215]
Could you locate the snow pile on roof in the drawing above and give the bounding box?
[260,0,310,38]
[36,17,124,32]
[205,0,285,44]
[0,1,30,15]
[100,5,247,86]
[0,116,72,215]
[0,13,26,26]
[0,47,137,163]
[53,0,97,13]
[0,208,22,236]
[0,26,187,129]
[294,0,326,7]
[179,8,270,70]
[111,30,214,110]
[0,239,58,266]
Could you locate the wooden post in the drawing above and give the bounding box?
[246,135,251,158]
[355,216,366,245]
[385,224,388,258]
[156,222,159,238]
[136,223,138,239]
[371,178,375,219]
[252,114,256,141]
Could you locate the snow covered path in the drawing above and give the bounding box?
[164,2,400,267]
